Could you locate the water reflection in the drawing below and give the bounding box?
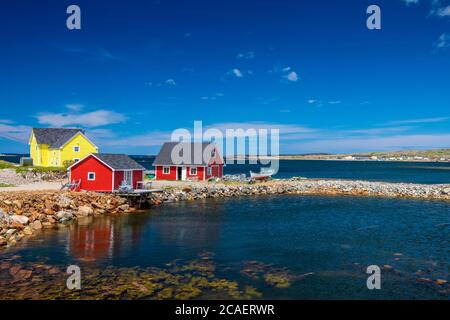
[153,201,223,247]
[65,200,225,264]
[67,218,115,262]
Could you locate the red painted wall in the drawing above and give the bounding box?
[186,166,204,181]
[205,165,224,180]
[156,165,178,180]
[155,165,223,181]
[133,171,143,187]
[114,171,124,190]
[70,155,113,192]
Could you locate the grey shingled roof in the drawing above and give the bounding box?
[153,142,221,166]
[32,128,86,148]
[94,153,145,170]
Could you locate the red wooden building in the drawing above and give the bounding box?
[153,142,224,181]
[68,153,145,192]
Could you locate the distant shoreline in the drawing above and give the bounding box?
[227,156,450,163]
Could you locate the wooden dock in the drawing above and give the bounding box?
[114,189,164,208]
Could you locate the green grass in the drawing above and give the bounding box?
[0,160,16,169]
[0,183,15,188]
[15,166,65,174]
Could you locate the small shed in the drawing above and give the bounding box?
[68,153,145,192]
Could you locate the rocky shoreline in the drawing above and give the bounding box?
[1,178,449,249]
[148,179,450,204]
[0,191,135,248]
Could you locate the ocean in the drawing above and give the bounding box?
[2,154,450,184]
[2,195,449,299]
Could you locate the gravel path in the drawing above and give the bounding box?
[0,182,61,192]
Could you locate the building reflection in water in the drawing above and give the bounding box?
[67,217,115,263]
[65,199,227,264]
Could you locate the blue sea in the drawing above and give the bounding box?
[2,154,450,184]
[1,153,449,299]
[2,195,449,299]
[130,155,450,184]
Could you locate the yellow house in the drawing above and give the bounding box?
[29,128,98,167]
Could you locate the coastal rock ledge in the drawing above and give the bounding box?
[0,191,133,248]
[0,179,449,248]
[148,179,450,205]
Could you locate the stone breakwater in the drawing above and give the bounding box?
[1,179,449,249]
[0,191,135,248]
[148,179,450,204]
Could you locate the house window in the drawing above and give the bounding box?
[163,167,170,174]
[74,158,80,162]
[207,167,212,176]
[190,167,197,175]
[74,146,80,152]
[88,172,96,181]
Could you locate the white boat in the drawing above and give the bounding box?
[250,168,275,180]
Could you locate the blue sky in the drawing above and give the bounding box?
[0,0,449,155]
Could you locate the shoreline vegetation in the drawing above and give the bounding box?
[1,178,449,249]
[226,148,450,162]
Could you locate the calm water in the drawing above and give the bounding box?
[2,154,450,184]
[131,155,450,184]
[3,195,449,299]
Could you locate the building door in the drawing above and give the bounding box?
[177,167,182,180]
[124,171,133,186]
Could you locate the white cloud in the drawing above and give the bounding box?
[384,117,449,125]
[236,51,255,59]
[36,110,127,128]
[288,134,450,153]
[434,33,450,49]
[165,79,177,86]
[285,71,299,82]
[65,104,84,112]
[436,5,450,16]
[200,93,224,101]
[401,0,419,6]
[205,122,317,139]
[308,99,341,106]
[344,126,414,135]
[232,68,244,78]
[23,116,448,154]
[0,123,31,143]
[63,47,120,61]
[99,130,172,147]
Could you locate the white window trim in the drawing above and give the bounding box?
[190,167,197,175]
[207,167,212,176]
[73,145,80,152]
[87,172,96,181]
[163,166,171,174]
